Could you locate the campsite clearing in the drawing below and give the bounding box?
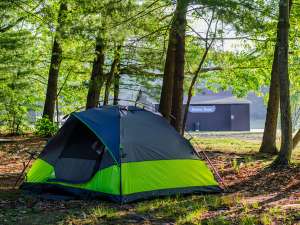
[0,133,300,225]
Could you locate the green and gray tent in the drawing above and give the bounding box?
[21,106,221,203]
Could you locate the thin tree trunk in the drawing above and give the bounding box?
[56,98,59,124]
[181,11,217,134]
[104,46,121,105]
[293,129,300,149]
[42,2,67,121]
[259,45,280,154]
[113,65,120,105]
[86,34,105,109]
[171,0,188,133]
[181,46,211,134]
[273,0,292,166]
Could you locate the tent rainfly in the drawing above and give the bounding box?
[21,106,221,203]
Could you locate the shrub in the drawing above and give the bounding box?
[35,117,58,137]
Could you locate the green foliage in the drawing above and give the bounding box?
[35,117,58,137]
[0,0,299,134]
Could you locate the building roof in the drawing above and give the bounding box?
[183,94,250,105]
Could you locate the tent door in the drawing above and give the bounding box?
[49,121,105,184]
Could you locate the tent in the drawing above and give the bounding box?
[21,106,221,203]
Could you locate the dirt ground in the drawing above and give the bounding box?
[0,134,300,224]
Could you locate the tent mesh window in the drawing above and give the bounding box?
[53,121,106,183]
[59,121,104,160]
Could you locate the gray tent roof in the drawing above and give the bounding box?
[183,94,250,105]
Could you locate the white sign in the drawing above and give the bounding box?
[189,105,216,113]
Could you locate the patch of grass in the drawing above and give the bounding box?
[192,136,300,164]
[192,138,260,153]
[260,213,273,225]
[202,216,232,225]
[90,205,117,219]
[232,158,240,173]
[239,214,259,225]
[136,194,232,224]
[177,207,206,224]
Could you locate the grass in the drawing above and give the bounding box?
[192,136,300,164]
[0,134,300,224]
[192,137,261,153]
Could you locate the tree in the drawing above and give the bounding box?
[170,0,188,133]
[259,39,280,155]
[273,0,293,166]
[104,45,121,105]
[0,1,45,134]
[113,65,120,105]
[42,2,68,121]
[259,0,294,155]
[81,0,134,109]
[293,129,300,149]
[182,10,218,134]
[159,14,177,122]
[159,0,188,129]
[86,33,106,109]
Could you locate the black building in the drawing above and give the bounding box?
[184,95,250,131]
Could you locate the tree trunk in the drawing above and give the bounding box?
[86,34,105,109]
[42,3,67,121]
[260,0,292,155]
[293,129,300,149]
[104,46,121,105]
[259,45,280,154]
[113,66,120,105]
[171,0,188,133]
[273,0,292,166]
[159,26,176,122]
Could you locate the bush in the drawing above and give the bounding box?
[35,117,58,137]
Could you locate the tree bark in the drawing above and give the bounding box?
[260,0,292,155]
[42,2,67,121]
[293,129,300,149]
[104,46,121,105]
[113,65,120,105]
[159,24,177,122]
[86,34,105,109]
[273,0,293,166]
[171,0,188,133]
[159,0,189,124]
[259,45,280,154]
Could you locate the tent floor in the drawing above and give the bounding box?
[20,182,222,203]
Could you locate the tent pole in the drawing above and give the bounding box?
[14,151,38,188]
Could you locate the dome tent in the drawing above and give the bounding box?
[21,106,221,203]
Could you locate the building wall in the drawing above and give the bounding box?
[185,104,250,131]
[194,89,267,129]
[230,104,250,131]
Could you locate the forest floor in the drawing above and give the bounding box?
[0,133,300,225]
